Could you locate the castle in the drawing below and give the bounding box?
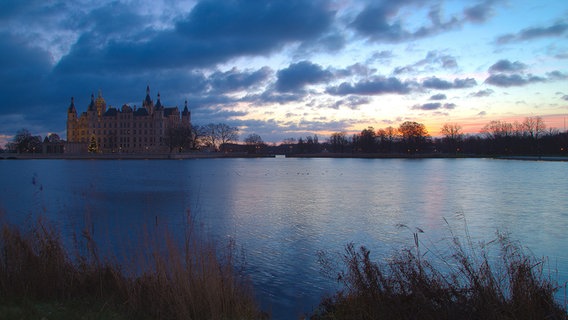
[66,86,190,153]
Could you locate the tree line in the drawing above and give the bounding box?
[3,117,567,156]
[275,117,568,156]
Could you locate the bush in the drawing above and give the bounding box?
[313,225,567,320]
[0,214,265,319]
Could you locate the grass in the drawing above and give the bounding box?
[312,222,567,320]
[1,213,566,320]
[0,214,266,319]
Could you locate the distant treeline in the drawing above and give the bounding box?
[3,117,567,156]
[266,117,568,156]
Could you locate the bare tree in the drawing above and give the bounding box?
[13,129,42,153]
[441,123,463,153]
[203,123,239,151]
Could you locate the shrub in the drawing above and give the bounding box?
[0,214,265,319]
[313,226,567,320]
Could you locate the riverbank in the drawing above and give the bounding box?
[2,152,568,161]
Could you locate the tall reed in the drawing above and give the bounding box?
[313,224,567,319]
[0,213,265,319]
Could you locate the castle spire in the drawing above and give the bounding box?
[68,96,76,113]
[88,93,95,111]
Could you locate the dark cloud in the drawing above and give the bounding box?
[412,102,456,111]
[56,0,335,73]
[334,63,377,78]
[326,76,414,96]
[429,93,447,100]
[547,70,568,80]
[316,96,371,110]
[463,0,499,23]
[485,74,546,87]
[349,0,504,44]
[422,76,477,90]
[210,67,272,93]
[497,21,568,44]
[0,32,53,116]
[562,95,568,101]
[275,61,332,92]
[488,59,527,73]
[470,89,494,97]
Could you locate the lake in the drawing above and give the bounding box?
[0,158,567,318]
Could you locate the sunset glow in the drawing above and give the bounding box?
[1,0,567,145]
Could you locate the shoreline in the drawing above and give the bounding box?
[1,152,567,161]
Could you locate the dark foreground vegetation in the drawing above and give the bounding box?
[1,215,566,319]
[313,224,567,320]
[0,215,264,320]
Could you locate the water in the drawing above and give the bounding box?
[1,158,567,318]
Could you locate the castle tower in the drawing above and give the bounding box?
[67,97,77,142]
[94,90,107,117]
[142,85,154,114]
[182,100,191,127]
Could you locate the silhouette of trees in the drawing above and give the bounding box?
[202,123,239,151]
[165,126,193,152]
[398,121,429,153]
[12,129,42,153]
[329,132,350,153]
[376,126,397,152]
[244,133,266,154]
[440,123,463,153]
[354,127,377,153]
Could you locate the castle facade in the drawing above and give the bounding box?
[66,86,190,153]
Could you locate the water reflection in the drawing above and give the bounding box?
[0,158,567,319]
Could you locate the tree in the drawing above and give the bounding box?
[355,127,377,153]
[440,123,463,153]
[47,133,61,143]
[244,133,266,154]
[377,126,398,152]
[481,120,514,154]
[217,123,239,147]
[166,126,192,152]
[13,129,42,153]
[398,121,428,153]
[329,132,349,153]
[88,135,98,153]
[203,123,239,151]
[189,125,207,150]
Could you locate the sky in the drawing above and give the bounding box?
[1,0,567,146]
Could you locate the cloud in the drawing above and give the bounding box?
[394,50,457,75]
[485,74,546,87]
[488,59,527,73]
[326,76,415,96]
[547,70,568,80]
[275,61,333,92]
[210,67,272,93]
[421,76,477,89]
[496,20,568,44]
[55,0,336,73]
[562,95,568,101]
[412,102,456,110]
[319,96,371,110]
[349,1,461,43]
[463,0,499,23]
[470,89,494,97]
[429,93,447,100]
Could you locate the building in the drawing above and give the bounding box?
[66,86,191,153]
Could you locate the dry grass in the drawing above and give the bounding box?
[0,214,265,319]
[313,223,567,320]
